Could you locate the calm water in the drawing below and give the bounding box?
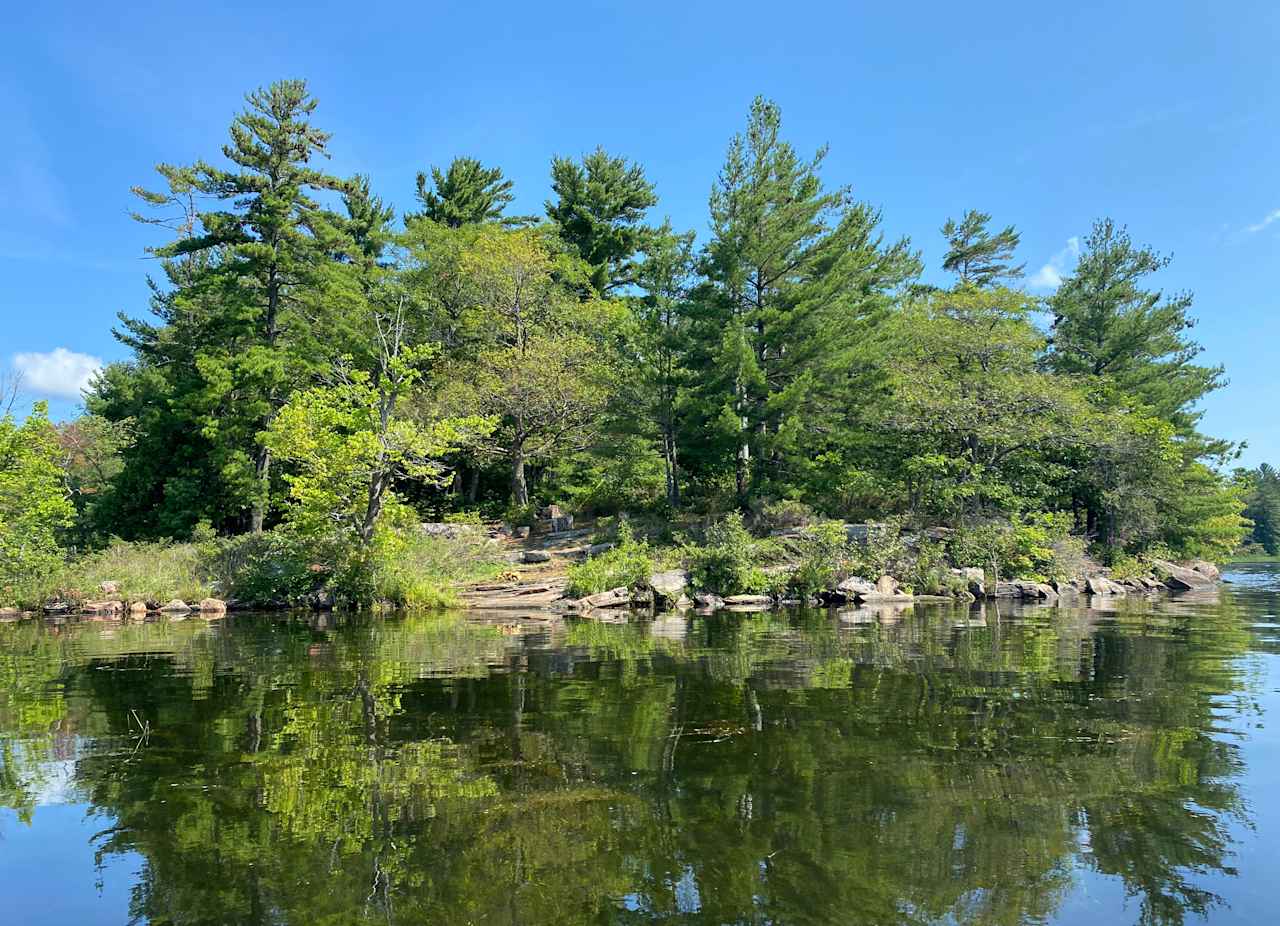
[1,566,1278,925]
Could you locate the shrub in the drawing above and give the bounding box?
[566,520,653,597]
[788,521,853,594]
[687,512,768,596]
[947,512,1075,582]
[755,499,817,534]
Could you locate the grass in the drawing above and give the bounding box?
[2,527,508,612]
[5,540,212,610]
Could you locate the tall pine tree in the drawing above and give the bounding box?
[691,96,918,506]
[126,79,348,532]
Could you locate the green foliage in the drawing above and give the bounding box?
[546,147,656,294]
[947,513,1074,582]
[0,404,75,606]
[1240,463,1280,554]
[410,156,516,228]
[788,521,852,594]
[687,512,768,596]
[566,520,654,597]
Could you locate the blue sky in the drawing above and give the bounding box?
[2,0,1276,465]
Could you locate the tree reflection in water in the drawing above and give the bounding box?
[0,586,1266,926]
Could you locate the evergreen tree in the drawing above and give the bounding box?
[1047,219,1223,431]
[126,79,348,532]
[940,210,1024,286]
[409,156,515,228]
[546,147,656,295]
[692,96,918,505]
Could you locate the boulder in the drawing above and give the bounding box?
[1153,560,1215,591]
[159,599,192,613]
[723,594,774,608]
[1189,560,1221,581]
[42,601,71,614]
[0,607,22,620]
[580,586,631,611]
[98,581,121,596]
[81,600,123,615]
[876,575,900,595]
[128,601,148,616]
[693,592,724,610]
[1086,575,1124,596]
[521,550,552,564]
[648,570,688,605]
[198,597,228,614]
[513,526,531,540]
[833,576,876,600]
[587,542,616,556]
[854,575,913,604]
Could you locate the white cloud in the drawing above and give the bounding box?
[12,348,103,400]
[1030,237,1081,290]
[1246,208,1280,233]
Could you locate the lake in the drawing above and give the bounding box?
[1,564,1277,925]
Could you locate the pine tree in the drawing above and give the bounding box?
[941,210,1024,286]
[409,157,515,228]
[546,147,656,295]
[691,96,918,505]
[1047,218,1223,431]
[127,79,348,532]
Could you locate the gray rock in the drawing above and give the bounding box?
[580,586,631,610]
[159,599,192,613]
[693,592,724,610]
[834,576,876,598]
[1153,559,1215,591]
[723,594,774,607]
[1086,575,1126,596]
[521,550,552,564]
[648,570,688,605]
[587,542,616,556]
[199,597,228,614]
[98,581,121,595]
[1189,560,1221,581]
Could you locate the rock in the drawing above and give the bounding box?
[1189,560,1221,581]
[1153,559,1215,591]
[513,526,531,540]
[630,587,654,605]
[648,570,688,605]
[128,601,148,616]
[580,586,631,611]
[723,594,773,607]
[834,576,876,599]
[42,601,71,614]
[693,592,724,610]
[0,607,22,620]
[1086,575,1124,596]
[521,550,552,564]
[198,597,227,614]
[951,567,985,584]
[876,575,900,595]
[587,542,616,556]
[159,599,192,613]
[98,581,121,595]
[81,600,123,615]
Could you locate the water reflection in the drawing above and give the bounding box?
[0,569,1276,925]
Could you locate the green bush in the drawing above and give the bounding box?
[788,521,853,594]
[687,512,768,596]
[947,512,1075,582]
[566,520,653,597]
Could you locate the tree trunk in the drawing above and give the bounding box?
[251,445,271,533]
[511,450,529,508]
[663,430,680,509]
